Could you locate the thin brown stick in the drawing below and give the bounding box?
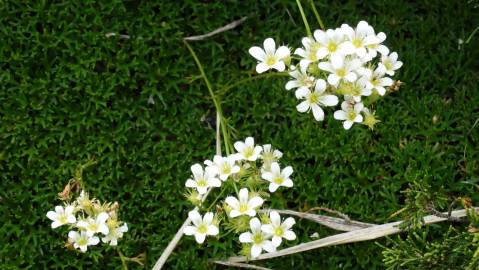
[224,208,476,263]
[184,17,248,41]
[307,207,351,222]
[212,260,273,270]
[262,209,375,232]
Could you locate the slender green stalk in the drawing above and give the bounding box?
[217,72,290,96]
[117,248,128,270]
[309,0,325,30]
[206,184,227,212]
[296,0,312,37]
[466,26,479,44]
[183,40,231,153]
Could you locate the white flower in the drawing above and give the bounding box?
[204,155,240,181]
[102,223,128,246]
[342,79,372,102]
[185,164,221,194]
[46,205,76,229]
[333,101,364,130]
[294,37,322,70]
[261,162,294,193]
[261,211,296,247]
[360,66,393,96]
[260,144,283,171]
[318,57,361,87]
[285,66,315,91]
[225,188,263,218]
[249,38,290,73]
[76,212,110,236]
[379,50,403,76]
[234,137,263,161]
[341,21,381,58]
[295,79,339,121]
[183,210,219,244]
[314,28,354,67]
[365,32,389,59]
[68,230,99,252]
[239,218,276,258]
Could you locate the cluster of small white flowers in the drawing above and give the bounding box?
[249,21,403,130]
[184,137,296,258]
[46,191,128,252]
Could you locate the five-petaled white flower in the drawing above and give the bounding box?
[185,164,221,194]
[260,144,283,171]
[46,205,77,229]
[314,28,354,67]
[261,162,294,193]
[205,155,240,181]
[334,101,364,130]
[239,217,276,258]
[183,210,219,244]
[225,188,263,218]
[249,38,290,73]
[379,50,403,76]
[360,66,393,96]
[261,211,296,247]
[234,137,263,162]
[76,212,110,236]
[285,66,315,91]
[341,21,381,58]
[68,230,100,252]
[102,223,128,246]
[318,57,361,87]
[295,79,339,121]
[294,37,322,70]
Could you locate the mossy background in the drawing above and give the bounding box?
[1,0,478,269]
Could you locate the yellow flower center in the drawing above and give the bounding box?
[243,147,254,159]
[273,227,284,236]
[239,203,248,213]
[220,163,231,175]
[384,61,393,70]
[197,224,208,234]
[77,238,88,246]
[337,69,346,77]
[88,223,98,232]
[273,177,284,185]
[252,233,264,245]
[351,84,362,96]
[197,179,207,187]
[265,55,277,66]
[353,39,362,48]
[347,111,357,121]
[307,92,320,104]
[59,214,68,224]
[328,42,338,52]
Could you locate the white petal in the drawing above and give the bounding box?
[261,224,273,234]
[191,164,203,176]
[283,217,296,229]
[188,210,202,226]
[345,72,357,82]
[185,179,197,188]
[239,188,249,202]
[334,110,347,120]
[263,38,276,54]
[319,95,339,106]
[283,230,297,240]
[282,166,293,178]
[271,61,285,72]
[51,221,62,229]
[245,137,254,147]
[197,186,208,194]
[225,196,239,209]
[262,241,276,253]
[299,59,311,71]
[295,88,310,99]
[67,215,76,224]
[311,104,325,121]
[339,42,355,55]
[98,224,109,235]
[203,212,214,224]
[272,236,282,247]
[250,218,262,232]
[330,53,344,68]
[282,179,293,187]
[246,209,257,217]
[46,211,58,221]
[239,232,253,243]
[248,197,264,209]
[96,212,109,223]
[275,46,290,59]
[208,177,221,187]
[234,141,245,152]
[251,245,262,258]
[270,162,280,173]
[285,80,299,90]
[183,226,197,236]
[248,46,266,61]
[318,62,334,73]
[54,206,64,214]
[296,101,310,113]
[207,225,219,236]
[230,210,241,218]
[294,48,306,57]
[68,230,79,240]
[262,172,273,181]
[314,79,327,93]
[256,63,270,74]
[268,183,279,193]
[195,233,206,244]
[270,211,281,226]
[343,120,354,130]
[354,114,364,123]
[327,74,340,87]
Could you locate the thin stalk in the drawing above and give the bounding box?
[183,40,231,152]
[206,185,227,212]
[117,249,128,270]
[309,0,325,30]
[296,0,312,37]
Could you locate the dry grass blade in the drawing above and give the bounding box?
[212,260,274,270]
[225,208,477,263]
[184,17,248,41]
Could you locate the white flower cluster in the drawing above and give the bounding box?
[249,21,403,129]
[184,137,296,258]
[46,191,128,252]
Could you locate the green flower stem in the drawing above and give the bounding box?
[183,40,231,154]
[310,0,326,30]
[217,72,290,96]
[206,184,227,212]
[296,0,312,37]
[117,248,128,270]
